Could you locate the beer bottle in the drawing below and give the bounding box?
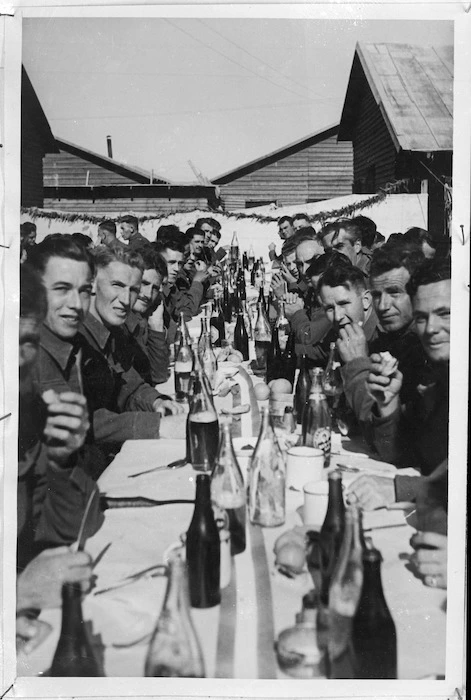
[266,320,282,384]
[211,422,246,555]
[230,232,239,266]
[275,301,290,353]
[197,316,218,392]
[233,301,249,360]
[248,245,255,271]
[186,474,221,608]
[281,331,297,386]
[250,258,258,287]
[50,582,104,676]
[302,368,332,468]
[175,316,194,403]
[254,287,272,377]
[145,554,205,677]
[242,251,249,271]
[248,406,285,527]
[318,470,345,609]
[327,506,364,679]
[210,293,225,348]
[295,354,311,426]
[351,547,397,679]
[187,367,219,472]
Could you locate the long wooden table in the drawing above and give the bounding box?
[17,364,446,680]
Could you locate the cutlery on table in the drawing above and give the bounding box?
[70,489,99,553]
[128,458,188,479]
[93,564,167,596]
[100,495,194,510]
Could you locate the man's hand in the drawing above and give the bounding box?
[283,292,304,319]
[159,412,189,439]
[147,301,165,332]
[410,531,447,589]
[337,323,368,363]
[153,398,186,416]
[17,617,52,655]
[17,546,92,611]
[42,391,89,467]
[279,262,298,286]
[270,271,286,299]
[208,262,222,277]
[346,474,396,510]
[268,242,277,252]
[367,353,403,417]
[193,260,209,284]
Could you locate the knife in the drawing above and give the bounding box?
[71,489,99,553]
[100,496,194,510]
[128,458,188,478]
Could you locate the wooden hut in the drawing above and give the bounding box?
[338,42,453,237]
[21,67,59,207]
[43,139,219,214]
[213,124,353,211]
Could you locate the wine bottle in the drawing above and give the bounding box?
[318,470,345,609]
[266,320,283,384]
[295,354,311,426]
[275,301,290,353]
[145,554,205,677]
[210,293,225,348]
[50,582,104,676]
[233,302,249,360]
[351,547,397,679]
[302,367,332,468]
[254,288,272,377]
[186,474,221,608]
[211,422,246,555]
[187,367,219,472]
[248,406,285,527]
[281,331,297,386]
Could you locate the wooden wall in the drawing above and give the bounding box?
[219,135,353,211]
[351,82,398,193]
[44,151,144,187]
[43,197,209,215]
[21,109,46,207]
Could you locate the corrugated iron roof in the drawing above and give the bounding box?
[339,42,453,152]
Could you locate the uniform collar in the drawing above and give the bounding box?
[40,323,77,371]
[82,311,111,351]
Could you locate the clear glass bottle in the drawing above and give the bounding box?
[210,293,226,348]
[281,331,297,386]
[248,245,255,271]
[175,315,194,403]
[50,582,104,676]
[275,300,290,352]
[197,317,218,391]
[327,505,364,679]
[211,422,246,555]
[248,406,285,527]
[352,547,397,679]
[187,367,219,472]
[275,589,325,679]
[145,554,206,677]
[186,474,221,608]
[254,287,272,377]
[230,232,239,266]
[302,367,332,468]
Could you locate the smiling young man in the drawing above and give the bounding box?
[124,246,170,385]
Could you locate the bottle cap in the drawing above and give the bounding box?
[302,589,319,609]
[363,546,383,562]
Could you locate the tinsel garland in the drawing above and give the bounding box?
[21,178,411,226]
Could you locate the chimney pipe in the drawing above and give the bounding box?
[106,135,113,159]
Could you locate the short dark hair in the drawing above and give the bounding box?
[278,216,293,227]
[319,219,362,245]
[306,250,352,279]
[92,244,144,273]
[195,217,221,234]
[140,246,168,278]
[403,227,437,250]
[98,219,116,235]
[20,264,47,320]
[293,213,310,224]
[27,234,95,276]
[71,232,93,249]
[20,222,37,238]
[370,243,425,281]
[406,257,451,299]
[186,226,205,241]
[294,227,320,245]
[120,215,139,229]
[155,224,182,246]
[318,264,367,294]
[352,216,377,249]
[154,238,186,256]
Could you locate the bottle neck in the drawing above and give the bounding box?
[325,477,345,526]
[193,475,213,515]
[361,558,388,604]
[59,583,84,640]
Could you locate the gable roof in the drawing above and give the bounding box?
[22,67,59,154]
[338,42,453,152]
[55,138,171,185]
[213,123,341,184]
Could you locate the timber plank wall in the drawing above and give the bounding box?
[43,197,209,215]
[44,151,144,187]
[219,135,353,211]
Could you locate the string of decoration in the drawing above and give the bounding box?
[21,178,412,227]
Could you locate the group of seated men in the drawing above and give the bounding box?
[16,210,451,650]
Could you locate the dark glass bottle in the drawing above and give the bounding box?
[187,367,219,472]
[266,322,282,384]
[210,295,226,347]
[351,547,397,679]
[237,268,246,301]
[233,302,249,360]
[242,251,249,270]
[318,470,345,609]
[186,474,221,608]
[281,331,297,386]
[295,354,311,426]
[50,583,104,676]
[253,289,272,377]
[222,280,232,324]
[145,554,205,677]
[211,422,246,555]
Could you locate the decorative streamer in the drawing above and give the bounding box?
[21,178,414,228]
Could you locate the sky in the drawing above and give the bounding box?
[23,16,453,183]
